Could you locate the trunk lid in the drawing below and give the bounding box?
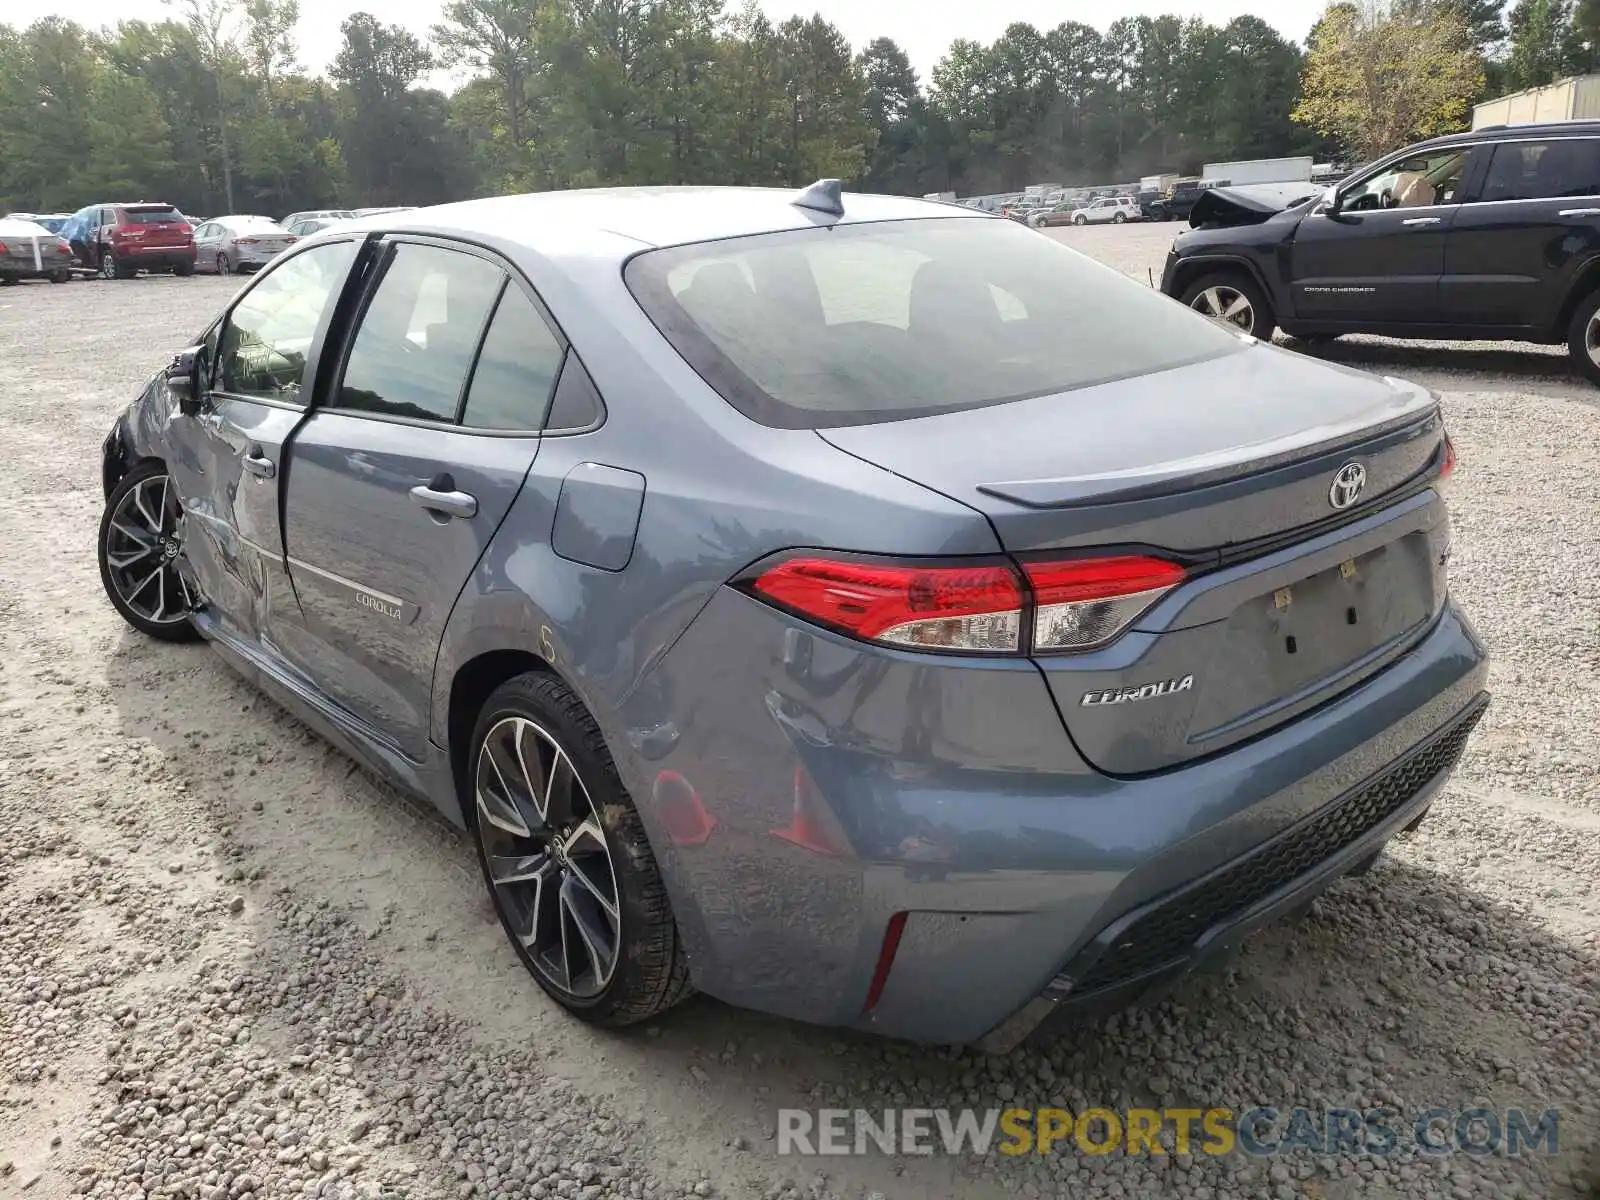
[819,342,1451,774]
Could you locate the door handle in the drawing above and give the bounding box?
[410,484,478,519]
[1559,208,1600,217]
[1401,217,1441,227]
[243,449,275,479]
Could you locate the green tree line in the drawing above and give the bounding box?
[0,0,1579,218]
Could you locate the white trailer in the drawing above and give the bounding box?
[1201,156,1314,186]
[1472,75,1600,129]
[1140,173,1178,194]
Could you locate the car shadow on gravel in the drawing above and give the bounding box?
[102,634,1600,1199]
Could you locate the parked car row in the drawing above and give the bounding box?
[3,201,425,283]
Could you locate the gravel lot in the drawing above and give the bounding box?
[2,228,1598,1200]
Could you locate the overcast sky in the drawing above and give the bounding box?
[8,0,1326,80]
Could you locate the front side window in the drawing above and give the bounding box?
[1342,149,1468,210]
[626,215,1241,429]
[215,240,359,404]
[337,243,505,422]
[460,287,566,431]
[1477,139,1600,203]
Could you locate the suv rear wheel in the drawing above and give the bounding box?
[99,251,133,280]
[1180,270,1276,340]
[1566,288,1600,387]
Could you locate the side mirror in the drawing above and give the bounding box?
[1323,185,1342,214]
[166,347,206,416]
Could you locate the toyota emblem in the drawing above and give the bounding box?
[1329,461,1366,510]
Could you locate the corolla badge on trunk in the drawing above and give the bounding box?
[1329,461,1366,510]
[1081,675,1195,707]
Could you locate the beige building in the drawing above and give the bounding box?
[1472,75,1600,129]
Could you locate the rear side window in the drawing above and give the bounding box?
[1478,139,1600,203]
[121,206,184,224]
[625,216,1240,429]
[337,243,504,422]
[460,287,566,430]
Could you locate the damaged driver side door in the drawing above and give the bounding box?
[164,237,364,652]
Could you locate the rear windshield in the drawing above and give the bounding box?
[624,216,1240,429]
[122,206,183,223]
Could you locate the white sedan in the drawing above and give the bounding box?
[193,215,299,275]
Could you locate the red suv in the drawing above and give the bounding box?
[68,203,196,279]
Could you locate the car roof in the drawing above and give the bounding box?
[1411,119,1600,152]
[357,185,989,257]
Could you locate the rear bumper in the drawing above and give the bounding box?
[619,590,1489,1044]
[1,255,73,278]
[119,248,195,268]
[981,693,1484,1052]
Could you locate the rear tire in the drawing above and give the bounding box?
[1566,288,1600,387]
[1180,270,1276,340]
[50,269,71,283]
[1113,212,1126,224]
[467,671,692,1027]
[99,251,132,280]
[173,260,194,277]
[97,461,201,642]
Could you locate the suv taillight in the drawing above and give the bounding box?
[1440,433,1458,478]
[746,553,1186,656]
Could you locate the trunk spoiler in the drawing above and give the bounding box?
[976,384,1439,509]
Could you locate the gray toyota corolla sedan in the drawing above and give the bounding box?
[96,182,1489,1050]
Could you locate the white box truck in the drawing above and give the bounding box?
[1202,156,1314,186]
[1472,75,1600,129]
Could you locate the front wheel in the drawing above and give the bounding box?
[1073,215,1087,226]
[469,672,691,1027]
[217,253,232,276]
[1180,270,1276,340]
[1567,288,1600,388]
[97,462,201,641]
[1113,212,1126,224]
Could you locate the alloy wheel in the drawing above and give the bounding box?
[1191,285,1255,332]
[218,253,232,276]
[99,253,117,280]
[1585,311,1600,369]
[474,716,622,1000]
[102,474,196,627]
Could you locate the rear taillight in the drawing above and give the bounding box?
[747,552,1186,656]
[1440,434,1457,479]
[236,238,258,245]
[751,557,1023,653]
[56,240,71,254]
[1026,556,1187,651]
[0,241,7,253]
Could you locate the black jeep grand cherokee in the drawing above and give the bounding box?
[1161,122,1600,386]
